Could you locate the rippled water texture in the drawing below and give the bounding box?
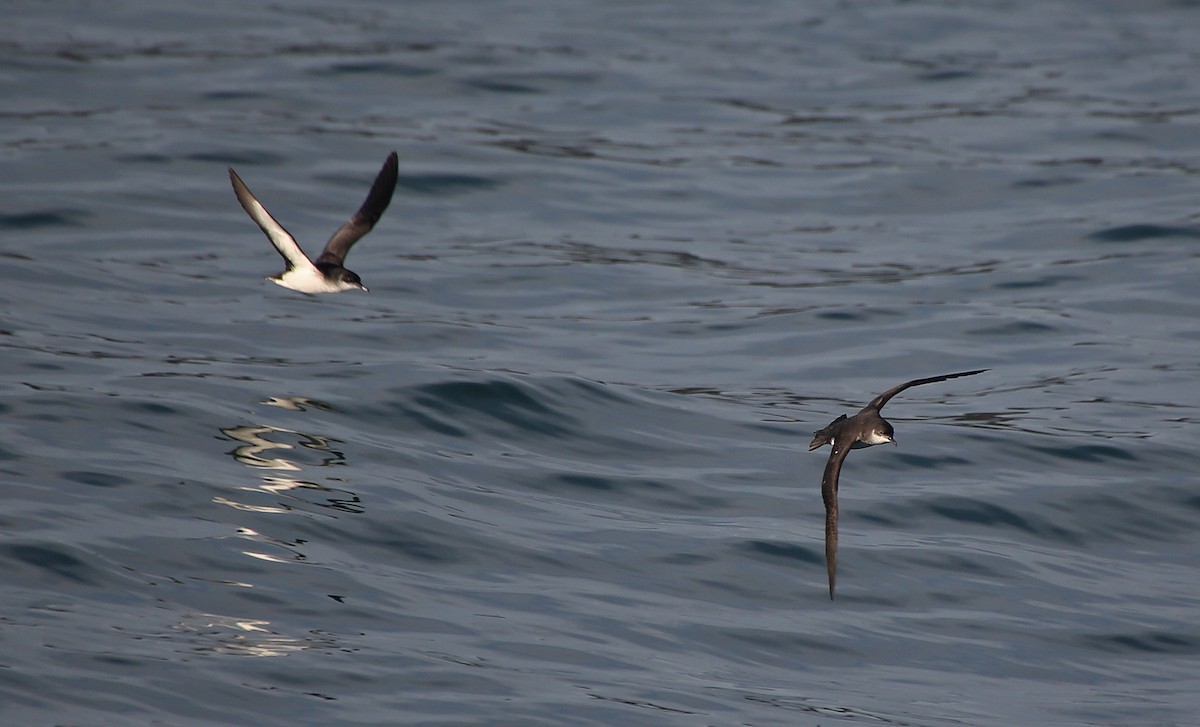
[3,1,1199,725]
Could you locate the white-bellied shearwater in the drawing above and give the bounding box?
[228,151,398,294]
[809,368,987,599]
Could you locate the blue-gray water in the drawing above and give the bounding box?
[3,1,1199,725]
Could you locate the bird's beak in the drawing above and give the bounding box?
[359,284,369,292]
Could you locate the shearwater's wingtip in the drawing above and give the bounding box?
[381,151,399,174]
[827,556,837,600]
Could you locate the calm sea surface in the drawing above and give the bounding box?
[3,1,1199,725]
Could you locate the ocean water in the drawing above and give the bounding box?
[2,1,1199,725]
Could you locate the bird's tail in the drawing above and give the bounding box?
[809,414,847,451]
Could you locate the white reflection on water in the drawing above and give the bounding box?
[218,423,364,515]
[172,614,312,658]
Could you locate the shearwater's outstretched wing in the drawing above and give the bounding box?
[316,151,399,268]
[821,438,853,600]
[229,168,318,274]
[865,369,988,413]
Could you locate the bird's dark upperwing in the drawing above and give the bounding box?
[316,151,399,268]
[821,440,853,600]
[864,368,988,413]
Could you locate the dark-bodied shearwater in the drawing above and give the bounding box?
[228,151,398,294]
[809,368,987,599]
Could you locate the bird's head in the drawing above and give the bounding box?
[339,270,368,292]
[864,420,895,446]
